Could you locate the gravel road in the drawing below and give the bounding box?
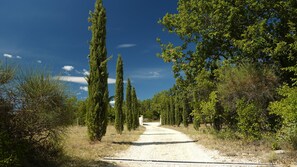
[104,122,270,167]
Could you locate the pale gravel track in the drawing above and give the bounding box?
[104,122,272,167]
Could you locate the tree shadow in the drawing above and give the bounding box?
[112,140,198,146]
[142,133,175,135]
[61,155,119,167]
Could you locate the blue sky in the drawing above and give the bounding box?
[0,0,178,100]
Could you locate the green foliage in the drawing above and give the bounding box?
[216,62,279,132]
[174,96,182,127]
[86,0,109,141]
[139,99,159,121]
[236,100,263,139]
[115,55,124,134]
[155,0,297,146]
[77,100,87,125]
[125,79,132,131]
[270,85,297,150]
[0,68,71,166]
[199,91,218,126]
[158,0,297,84]
[182,96,190,127]
[131,87,139,130]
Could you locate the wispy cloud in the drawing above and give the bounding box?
[83,69,90,76]
[62,65,74,71]
[16,56,22,59]
[79,86,88,92]
[55,76,116,84]
[117,44,136,49]
[3,53,13,58]
[37,60,42,64]
[131,69,163,79]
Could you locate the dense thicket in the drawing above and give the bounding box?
[86,0,109,141]
[151,0,297,149]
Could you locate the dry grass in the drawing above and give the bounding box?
[61,125,145,167]
[164,124,297,166]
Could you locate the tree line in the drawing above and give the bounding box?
[141,0,297,150]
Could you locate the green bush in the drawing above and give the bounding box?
[1,68,72,166]
[216,62,279,135]
[236,99,263,139]
[270,85,297,150]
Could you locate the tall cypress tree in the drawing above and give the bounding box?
[86,0,109,141]
[125,79,132,131]
[183,96,189,128]
[115,55,124,134]
[175,96,181,126]
[132,87,139,130]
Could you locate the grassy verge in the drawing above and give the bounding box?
[61,125,145,167]
[164,124,296,166]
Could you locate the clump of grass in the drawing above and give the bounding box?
[61,125,145,167]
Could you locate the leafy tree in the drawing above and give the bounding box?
[125,79,132,131]
[115,55,124,134]
[158,0,297,85]
[86,0,109,141]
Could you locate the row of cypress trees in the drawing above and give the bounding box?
[114,56,140,134]
[86,0,139,140]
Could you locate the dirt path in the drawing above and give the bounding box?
[104,122,271,167]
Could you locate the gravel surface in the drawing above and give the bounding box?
[105,122,270,167]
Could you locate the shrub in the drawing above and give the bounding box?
[269,85,297,150]
[1,68,72,166]
[216,62,279,135]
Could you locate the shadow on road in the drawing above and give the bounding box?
[141,133,175,135]
[112,140,198,146]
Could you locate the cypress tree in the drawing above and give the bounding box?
[132,87,139,130]
[175,96,181,126]
[183,97,189,128]
[86,0,109,141]
[170,96,175,125]
[125,79,132,131]
[115,55,124,134]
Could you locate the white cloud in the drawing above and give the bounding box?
[108,78,116,84]
[132,70,162,79]
[79,86,88,92]
[110,100,115,107]
[37,60,42,63]
[62,65,74,71]
[3,53,13,58]
[56,76,87,84]
[55,76,116,84]
[16,56,22,59]
[83,69,90,76]
[117,44,136,49]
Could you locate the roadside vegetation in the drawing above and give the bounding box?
[140,0,297,165]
